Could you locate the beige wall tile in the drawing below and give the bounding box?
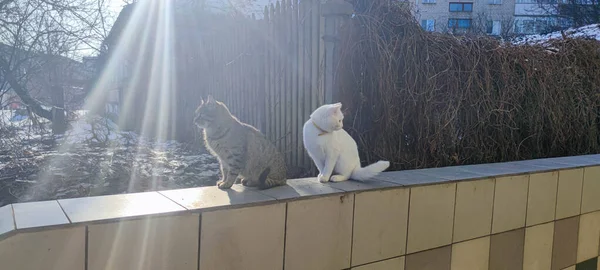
[582,166,600,214]
[352,257,405,270]
[556,169,584,219]
[405,246,451,270]
[527,172,559,226]
[407,183,456,254]
[200,204,285,270]
[352,188,409,266]
[453,179,495,242]
[88,214,199,270]
[451,236,490,270]
[523,222,554,270]
[492,175,529,234]
[285,194,354,270]
[577,211,600,263]
[0,226,85,270]
[561,266,575,270]
[552,216,580,270]
[490,228,525,270]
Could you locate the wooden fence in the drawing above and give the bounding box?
[109,0,355,173]
[173,0,326,173]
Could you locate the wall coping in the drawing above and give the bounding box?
[1,154,599,238]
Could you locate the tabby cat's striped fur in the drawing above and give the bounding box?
[194,96,287,190]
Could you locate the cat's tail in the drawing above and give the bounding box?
[258,167,286,190]
[351,161,390,181]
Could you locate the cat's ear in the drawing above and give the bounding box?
[329,102,342,115]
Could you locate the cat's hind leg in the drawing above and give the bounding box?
[330,174,350,182]
[241,178,259,187]
[330,161,354,182]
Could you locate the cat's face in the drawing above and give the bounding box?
[194,95,223,128]
[325,103,344,131]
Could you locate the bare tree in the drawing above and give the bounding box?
[470,12,516,39]
[534,0,599,29]
[0,0,112,133]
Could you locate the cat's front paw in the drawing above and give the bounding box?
[318,174,330,183]
[330,175,348,182]
[218,181,233,189]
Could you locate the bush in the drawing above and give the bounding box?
[336,2,600,170]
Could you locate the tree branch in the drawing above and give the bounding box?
[0,57,53,121]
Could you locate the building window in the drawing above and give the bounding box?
[486,20,502,35]
[421,19,436,31]
[488,0,502,4]
[422,0,437,3]
[448,18,472,29]
[449,2,473,12]
[514,18,554,34]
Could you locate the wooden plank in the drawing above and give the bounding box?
[269,4,276,142]
[302,0,312,169]
[275,1,282,151]
[263,7,271,136]
[290,0,299,168]
[311,0,321,110]
[283,0,291,165]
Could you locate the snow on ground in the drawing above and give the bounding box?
[0,110,220,207]
[512,24,600,45]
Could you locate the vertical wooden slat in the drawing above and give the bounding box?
[263,7,271,136]
[283,0,291,165]
[302,0,312,168]
[269,4,276,142]
[290,0,299,168]
[297,0,306,169]
[311,0,321,110]
[274,1,282,151]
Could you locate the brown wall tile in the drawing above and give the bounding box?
[405,246,451,270]
[556,169,584,219]
[552,216,580,270]
[490,228,525,270]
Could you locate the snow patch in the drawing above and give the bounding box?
[512,24,600,45]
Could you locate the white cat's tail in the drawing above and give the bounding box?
[351,161,390,181]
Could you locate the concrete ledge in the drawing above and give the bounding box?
[0,154,598,234]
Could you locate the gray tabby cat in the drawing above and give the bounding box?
[193,95,287,190]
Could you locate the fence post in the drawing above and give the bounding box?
[321,0,353,104]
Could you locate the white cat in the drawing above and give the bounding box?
[302,102,390,182]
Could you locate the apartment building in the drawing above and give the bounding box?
[413,0,566,36]
[414,0,516,35]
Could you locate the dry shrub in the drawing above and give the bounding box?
[336,2,600,170]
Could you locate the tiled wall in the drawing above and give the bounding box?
[1,155,600,270]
